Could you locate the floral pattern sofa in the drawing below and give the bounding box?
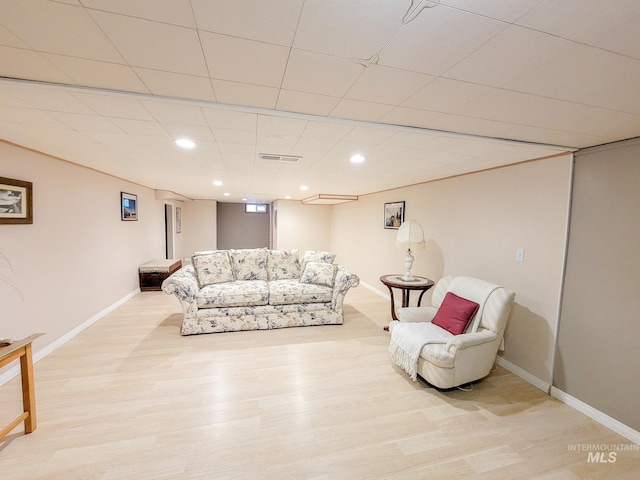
[161,248,360,335]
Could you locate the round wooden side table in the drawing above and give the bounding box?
[379,274,435,329]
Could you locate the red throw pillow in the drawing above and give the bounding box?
[431,292,480,335]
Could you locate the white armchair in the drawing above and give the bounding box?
[389,275,515,389]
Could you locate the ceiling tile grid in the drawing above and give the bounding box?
[2,0,640,201]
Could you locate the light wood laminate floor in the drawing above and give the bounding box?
[0,286,638,479]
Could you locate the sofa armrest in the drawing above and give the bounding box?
[161,265,199,317]
[445,330,497,353]
[331,266,360,313]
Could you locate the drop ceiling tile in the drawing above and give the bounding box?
[42,54,149,93]
[402,78,491,112]
[345,65,434,105]
[382,131,439,150]
[0,105,69,129]
[379,6,506,76]
[589,15,640,60]
[294,0,406,58]
[329,99,393,123]
[258,115,308,137]
[342,126,397,145]
[192,0,303,46]
[440,0,544,22]
[0,23,30,48]
[217,142,256,156]
[47,112,122,132]
[141,101,208,126]
[211,80,279,109]
[505,45,640,114]
[109,118,166,136]
[282,49,365,97]
[302,121,354,141]
[161,124,215,142]
[203,108,258,132]
[81,0,196,28]
[133,68,216,102]
[428,113,602,148]
[89,10,208,76]
[443,25,577,87]
[70,92,153,121]
[213,129,256,145]
[1,0,123,62]
[0,89,32,109]
[276,90,340,117]
[13,87,95,114]
[378,106,442,129]
[200,32,289,87]
[516,0,640,46]
[0,46,74,85]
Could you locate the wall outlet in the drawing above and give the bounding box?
[516,248,525,262]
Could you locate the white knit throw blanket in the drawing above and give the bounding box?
[389,322,449,381]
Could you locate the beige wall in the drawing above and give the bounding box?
[0,142,165,366]
[175,199,217,261]
[332,154,573,385]
[273,200,332,253]
[555,138,640,430]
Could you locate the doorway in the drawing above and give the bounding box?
[164,203,174,259]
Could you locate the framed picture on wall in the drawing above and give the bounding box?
[0,176,33,225]
[384,201,404,229]
[176,207,181,233]
[121,192,138,221]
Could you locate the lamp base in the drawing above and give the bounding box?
[402,250,415,282]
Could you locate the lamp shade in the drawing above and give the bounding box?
[395,220,425,251]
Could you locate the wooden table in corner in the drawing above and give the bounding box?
[0,333,44,440]
[379,274,434,330]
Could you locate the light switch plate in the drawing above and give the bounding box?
[516,248,525,262]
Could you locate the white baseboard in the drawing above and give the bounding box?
[359,280,390,301]
[550,387,640,445]
[495,356,550,393]
[0,288,140,387]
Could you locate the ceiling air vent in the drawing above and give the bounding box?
[259,153,302,163]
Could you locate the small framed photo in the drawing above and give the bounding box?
[384,201,405,229]
[176,207,182,234]
[121,192,138,221]
[0,177,33,225]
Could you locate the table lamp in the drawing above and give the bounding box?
[395,220,425,281]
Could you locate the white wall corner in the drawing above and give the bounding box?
[495,355,550,393]
[550,387,640,445]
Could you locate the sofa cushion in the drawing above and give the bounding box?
[267,249,300,280]
[229,248,268,281]
[196,280,269,308]
[431,292,479,335]
[268,279,333,305]
[301,250,336,270]
[300,261,337,288]
[191,251,234,288]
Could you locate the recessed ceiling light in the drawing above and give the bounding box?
[350,154,366,163]
[300,185,308,191]
[213,180,223,186]
[175,138,196,149]
[223,192,230,196]
[242,198,248,201]
[285,195,291,199]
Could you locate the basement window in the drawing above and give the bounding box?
[245,203,268,214]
